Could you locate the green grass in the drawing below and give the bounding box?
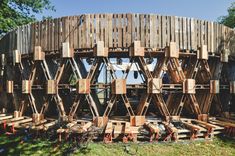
[0,134,234,156]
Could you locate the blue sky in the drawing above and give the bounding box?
[36,0,234,22]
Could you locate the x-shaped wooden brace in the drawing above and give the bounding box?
[199,58,225,115]
[101,57,135,117]
[6,56,26,114]
[165,44,202,117]
[124,56,171,120]
[19,58,49,116]
[69,57,117,119]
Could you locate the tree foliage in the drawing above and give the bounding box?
[0,0,55,36]
[218,2,235,28]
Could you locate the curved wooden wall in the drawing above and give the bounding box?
[0,14,235,57]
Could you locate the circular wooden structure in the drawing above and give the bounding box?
[0,14,234,141]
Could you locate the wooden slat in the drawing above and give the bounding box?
[58,18,63,49]
[108,14,113,47]
[126,13,132,47]
[86,14,91,48]
[157,15,161,48]
[186,18,190,50]
[161,16,165,47]
[182,17,187,49]
[145,14,150,47]
[100,14,105,46]
[191,18,196,51]
[90,14,94,47]
[170,16,175,43]
[123,14,127,47]
[113,14,117,47]
[166,16,171,47]
[118,14,122,47]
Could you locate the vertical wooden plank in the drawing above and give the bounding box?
[108,14,113,47]
[87,14,91,48]
[205,21,208,49]
[82,15,87,48]
[157,15,161,48]
[161,16,167,48]
[208,22,211,52]
[140,14,145,47]
[118,14,122,47]
[104,14,108,47]
[43,20,47,50]
[100,14,104,44]
[211,22,214,52]
[196,19,199,48]
[90,14,94,47]
[68,16,73,49]
[145,14,150,48]
[175,17,179,49]
[136,14,140,41]
[47,19,51,51]
[190,18,196,50]
[127,13,132,47]
[122,14,127,47]
[170,16,175,43]
[58,18,63,49]
[72,16,77,49]
[167,16,171,46]
[182,17,187,50]
[23,26,26,54]
[78,15,82,48]
[95,14,99,44]
[149,14,156,48]
[201,20,204,47]
[54,18,58,51]
[113,14,117,47]
[26,24,30,53]
[30,23,34,53]
[50,19,53,51]
[186,18,190,50]
[131,14,136,42]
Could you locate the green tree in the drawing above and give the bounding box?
[218,2,235,28]
[0,0,55,36]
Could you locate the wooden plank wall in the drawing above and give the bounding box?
[0,14,234,57]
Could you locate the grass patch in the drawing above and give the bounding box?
[0,134,234,156]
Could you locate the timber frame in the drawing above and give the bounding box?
[0,14,234,142]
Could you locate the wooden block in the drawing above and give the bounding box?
[230,81,235,94]
[183,79,195,94]
[124,122,131,134]
[13,50,21,64]
[165,42,179,58]
[198,114,208,122]
[93,41,108,57]
[34,46,45,61]
[93,117,108,127]
[62,42,74,58]
[47,80,57,94]
[22,80,31,94]
[129,41,145,57]
[32,113,44,123]
[14,111,21,118]
[76,79,90,94]
[105,122,113,133]
[6,80,13,93]
[221,49,229,63]
[210,80,219,94]
[197,45,208,60]
[130,116,145,126]
[147,78,162,94]
[1,54,6,66]
[111,79,126,94]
